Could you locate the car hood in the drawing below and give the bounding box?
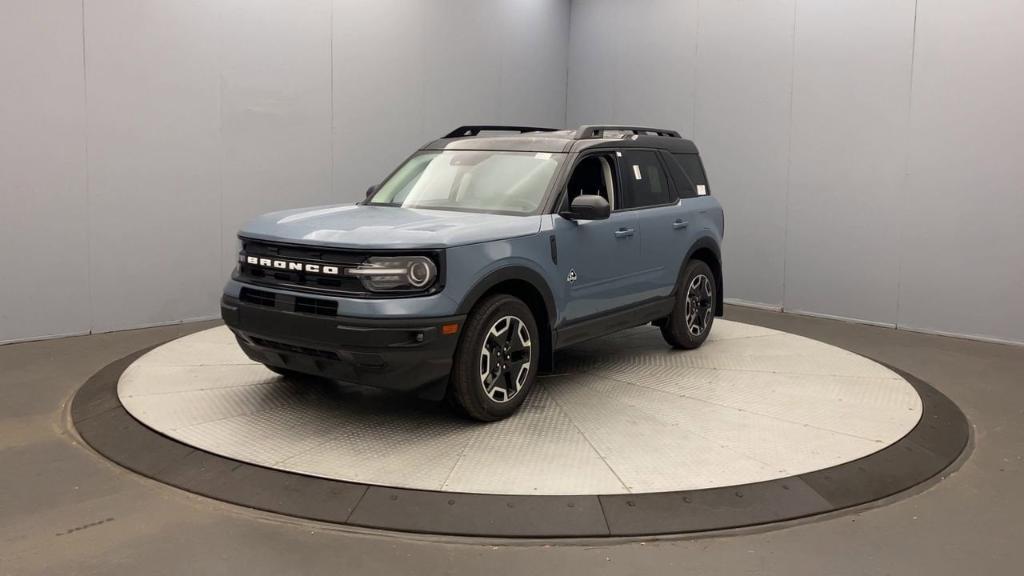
[238,203,542,249]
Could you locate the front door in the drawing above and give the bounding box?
[553,151,644,325]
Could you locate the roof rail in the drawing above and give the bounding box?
[575,125,681,139]
[444,125,559,138]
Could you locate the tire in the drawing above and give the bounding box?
[660,259,717,350]
[448,294,539,422]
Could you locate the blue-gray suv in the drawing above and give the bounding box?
[221,125,725,421]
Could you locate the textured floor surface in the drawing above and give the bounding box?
[117,320,921,494]
[3,306,1021,576]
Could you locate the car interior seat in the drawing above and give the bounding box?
[567,155,614,209]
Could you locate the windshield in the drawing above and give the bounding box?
[368,150,564,215]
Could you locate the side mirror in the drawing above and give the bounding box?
[560,195,610,221]
[365,184,378,199]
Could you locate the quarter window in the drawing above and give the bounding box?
[672,153,709,196]
[620,150,673,209]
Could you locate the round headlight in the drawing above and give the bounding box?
[408,259,434,287]
[348,256,438,292]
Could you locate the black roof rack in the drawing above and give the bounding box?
[444,125,559,138]
[575,125,681,139]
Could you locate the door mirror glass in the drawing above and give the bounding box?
[365,184,378,198]
[560,194,610,221]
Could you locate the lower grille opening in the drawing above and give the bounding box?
[295,296,338,316]
[240,287,276,307]
[250,337,339,360]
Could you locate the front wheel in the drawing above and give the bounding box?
[660,260,717,349]
[448,294,539,421]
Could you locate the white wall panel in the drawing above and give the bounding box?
[566,0,616,124]
[8,0,1022,344]
[782,0,916,324]
[567,0,698,132]
[85,0,223,332]
[693,0,795,307]
[332,0,428,196]
[418,2,503,140]
[219,0,334,278]
[567,0,1023,343]
[898,0,1024,343]
[1,0,570,342]
[333,0,570,203]
[616,0,698,133]
[0,0,90,343]
[496,0,571,128]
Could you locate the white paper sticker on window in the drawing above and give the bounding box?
[696,184,707,196]
[632,165,642,180]
[534,152,552,160]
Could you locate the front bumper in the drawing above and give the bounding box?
[221,295,464,398]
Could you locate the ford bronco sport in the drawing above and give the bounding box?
[221,125,724,421]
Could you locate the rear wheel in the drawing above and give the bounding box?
[660,259,716,349]
[448,294,539,421]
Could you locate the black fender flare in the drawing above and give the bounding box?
[456,266,557,321]
[456,266,557,369]
[675,236,724,317]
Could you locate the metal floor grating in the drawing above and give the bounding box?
[117,320,922,495]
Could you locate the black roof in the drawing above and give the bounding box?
[423,125,699,154]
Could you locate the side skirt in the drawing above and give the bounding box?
[553,297,675,350]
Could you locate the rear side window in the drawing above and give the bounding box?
[672,153,709,196]
[663,151,694,198]
[620,150,673,209]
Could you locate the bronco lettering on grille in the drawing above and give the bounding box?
[244,255,340,276]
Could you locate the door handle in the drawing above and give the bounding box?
[673,219,689,229]
[614,227,635,238]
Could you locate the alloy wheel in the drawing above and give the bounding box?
[685,274,714,336]
[479,315,532,403]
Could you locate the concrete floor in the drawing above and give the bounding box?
[1,305,1021,575]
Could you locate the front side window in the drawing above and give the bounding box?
[369,150,564,215]
[620,150,673,209]
[563,153,618,211]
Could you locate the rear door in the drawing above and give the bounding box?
[618,149,686,301]
[665,149,720,243]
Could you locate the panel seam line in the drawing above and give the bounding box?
[81,0,95,335]
[547,390,632,493]
[895,0,921,329]
[780,0,800,311]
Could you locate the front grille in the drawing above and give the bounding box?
[295,296,337,316]
[237,239,368,295]
[242,265,367,293]
[239,287,276,307]
[240,286,337,317]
